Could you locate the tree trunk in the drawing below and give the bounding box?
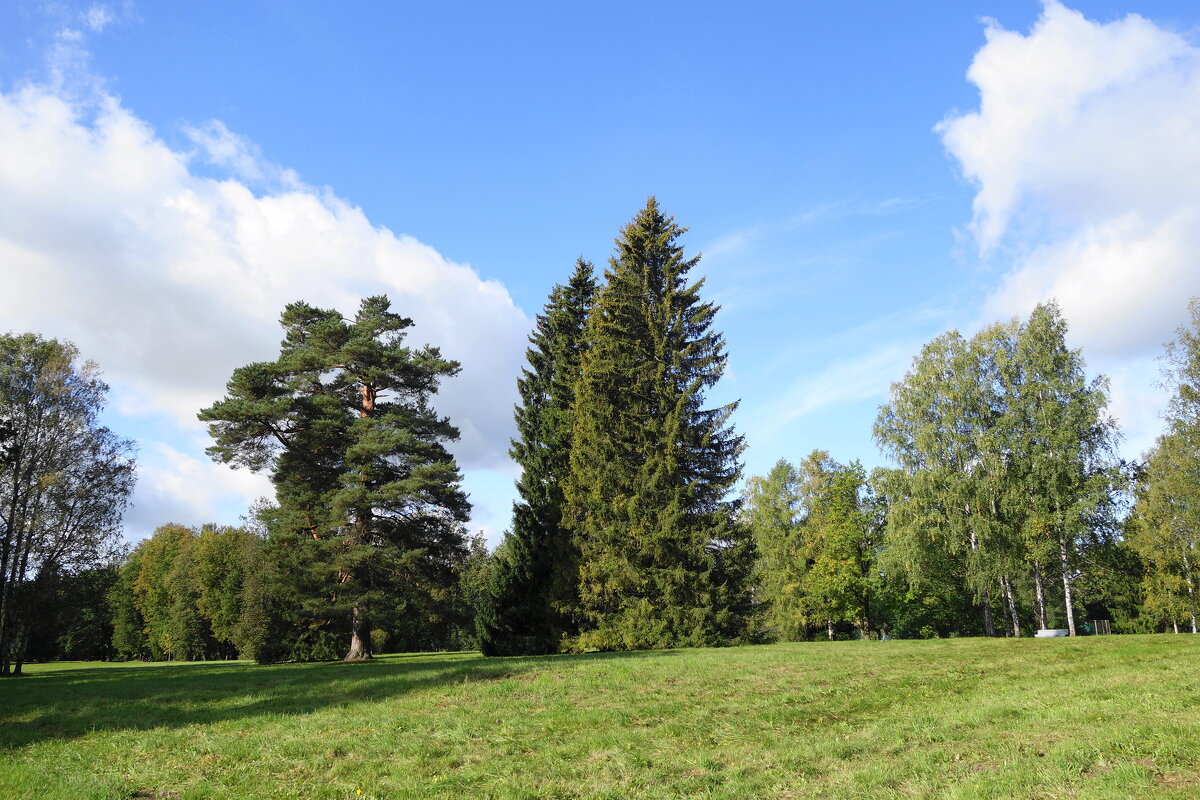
[1002,575,1021,637]
[345,604,371,661]
[341,385,378,663]
[0,446,24,677]
[10,620,30,675]
[1182,552,1197,634]
[980,587,996,637]
[1173,620,1179,634]
[967,527,996,637]
[1033,562,1048,630]
[1058,536,1076,636]
[826,617,834,641]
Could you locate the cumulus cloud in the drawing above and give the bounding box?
[938,1,1200,457]
[940,0,1200,361]
[0,76,530,538]
[124,443,275,536]
[183,119,302,190]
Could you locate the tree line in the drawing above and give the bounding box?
[3,198,1197,670]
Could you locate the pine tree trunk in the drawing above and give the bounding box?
[345,604,371,661]
[1058,537,1076,636]
[1033,563,1048,630]
[1002,576,1021,637]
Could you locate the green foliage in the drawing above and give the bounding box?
[109,550,148,660]
[110,522,274,661]
[793,452,878,638]
[0,333,135,674]
[480,260,596,656]
[199,296,471,661]
[743,459,806,640]
[131,523,196,660]
[874,304,1121,637]
[452,531,494,651]
[564,199,746,651]
[23,566,119,662]
[744,454,879,641]
[1127,299,1200,633]
[193,525,260,651]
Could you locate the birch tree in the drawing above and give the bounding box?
[1007,303,1119,636]
[874,327,1019,636]
[1129,298,1200,633]
[0,334,134,675]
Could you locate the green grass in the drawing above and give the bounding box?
[1,636,1198,799]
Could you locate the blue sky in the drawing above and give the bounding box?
[2,1,1199,544]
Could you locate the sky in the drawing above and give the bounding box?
[2,1,1199,545]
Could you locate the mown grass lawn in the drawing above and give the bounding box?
[1,635,1198,799]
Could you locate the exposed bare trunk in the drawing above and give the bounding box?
[1183,552,1197,634]
[1173,620,1180,634]
[826,617,834,641]
[359,383,376,417]
[1033,562,1048,630]
[980,587,996,637]
[345,604,371,661]
[1058,536,1076,636]
[966,527,996,637]
[1002,576,1021,637]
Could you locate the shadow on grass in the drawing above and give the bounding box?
[0,648,679,749]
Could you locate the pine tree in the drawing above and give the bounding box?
[200,296,470,661]
[565,198,745,651]
[479,260,596,656]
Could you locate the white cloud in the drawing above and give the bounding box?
[940,1,1200,363]
[83,5,115,33]
[125,443,275,535]
[0,78,530,539]
[183,119,302,190]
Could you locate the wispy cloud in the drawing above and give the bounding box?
[83,5,115,33]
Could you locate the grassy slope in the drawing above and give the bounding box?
[1,636,1198,799]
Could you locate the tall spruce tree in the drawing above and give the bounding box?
[479,259,596,656]
[200,296,470,661]
[565,198,745,651]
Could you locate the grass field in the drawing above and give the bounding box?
[1,636,1198,799]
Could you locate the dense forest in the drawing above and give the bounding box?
[2,198,1197,671]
